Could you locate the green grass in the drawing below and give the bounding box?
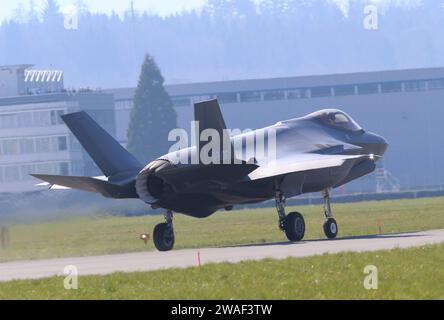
[1,197,444,262]
[1,243,443,299]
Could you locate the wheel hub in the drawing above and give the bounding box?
[295,219,304,235]
[330,222,337,234]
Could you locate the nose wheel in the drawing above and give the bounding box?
[322,189,338,239]
[323,218,338,239]
[153,210,175,251]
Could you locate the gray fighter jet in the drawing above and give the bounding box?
[33,99,388,251]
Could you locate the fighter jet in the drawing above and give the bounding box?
[32,99,388,251]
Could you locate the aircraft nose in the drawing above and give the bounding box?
[366,132,389,157]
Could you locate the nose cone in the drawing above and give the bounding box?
[364,132,389,157]
[350,132,388,157]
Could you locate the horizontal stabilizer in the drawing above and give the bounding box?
[32,174,134,198]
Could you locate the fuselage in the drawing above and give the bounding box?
[151,109,388,218]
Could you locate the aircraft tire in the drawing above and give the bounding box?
[284,212,305,242]
[153,223,175,251]
[323,218,338,239]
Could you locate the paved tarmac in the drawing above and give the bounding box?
[1,229,443,282]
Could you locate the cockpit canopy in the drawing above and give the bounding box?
[307,109,363,133]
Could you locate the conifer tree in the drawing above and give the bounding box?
[127,54,177,164]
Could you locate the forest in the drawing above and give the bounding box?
[1,0,443,88]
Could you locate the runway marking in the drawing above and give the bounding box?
[1,229,444,282]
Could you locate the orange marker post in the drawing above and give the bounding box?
[140,233,150,245]
[376,218,383,234]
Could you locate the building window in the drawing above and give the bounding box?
[17,112,33,127]
[33,111,51,126]
[287,89,308,99]
[215,92,238,104]
[3,140,20,155]
[192,95,213,103]
[405,80,427,92]
[172,97,191,107]
[71,162,84,175]
[59,162,69,175]
[20,139,35,154]
[0,110,66,129]
[240,91,261,102]
[57,136,68,151]
[34,163,54,174]
[0,113,17,129]
[20,164,36,181]
[334,85,355,96]
[357,83,379,95]
[50,110,65,125]
[263,90,285,101]
[310,86,332,98]
[0,136,69,155]
[115,100,134,109]
[381,82,402,93]
[35,137,51,153]
[428,79,444,90]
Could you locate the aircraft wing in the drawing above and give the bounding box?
[247,153,374,181]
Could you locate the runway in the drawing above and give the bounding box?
[1,229,444,282]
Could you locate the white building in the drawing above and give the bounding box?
[0,65,116,194]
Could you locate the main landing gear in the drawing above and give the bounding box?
[274,186,339,242]
[153,210,175,251]
[275,188,305,242]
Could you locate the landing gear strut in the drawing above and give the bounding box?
[153,210,175,251]
[275,187,305,242]
[322,189,338,239]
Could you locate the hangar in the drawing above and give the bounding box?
[108,67,444,193]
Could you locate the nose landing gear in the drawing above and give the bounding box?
[322,189,338,239]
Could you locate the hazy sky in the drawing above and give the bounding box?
[0,0,208,22]
[0,0,427,23]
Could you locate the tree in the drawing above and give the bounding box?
[28,0,40,23]
[42,0,61,23]
[127,54,178,164]
[12,2,27,23]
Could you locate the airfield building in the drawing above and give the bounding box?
[0,65,116,194]
[108,67,444,193]
[1,64,443,195]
